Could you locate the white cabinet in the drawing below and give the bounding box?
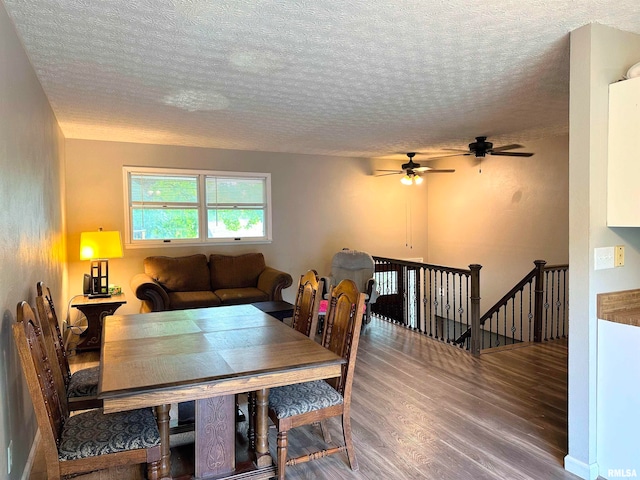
[607,76,640,227]
[597,319,640,475]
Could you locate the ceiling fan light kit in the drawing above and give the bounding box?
[376,152,455,185]
[401,173,423,185]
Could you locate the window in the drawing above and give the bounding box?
[124,167,271,246]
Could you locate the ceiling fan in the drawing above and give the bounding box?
[427,136,535,160]
[376,152,455,185]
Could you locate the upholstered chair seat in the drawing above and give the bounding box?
[269,380,343,419]
[59,408,161,460]
[67,366,100,398]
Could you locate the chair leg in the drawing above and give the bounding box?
[248,392,256,450]
[364,304,371,325]
[342,414,359,471]
[277,429,288,480]
[147,459,160,480]
[319,420,332,443]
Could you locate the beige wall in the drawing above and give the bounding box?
[64,140,430,314]
[567,24,640,479]
[65,137,569,316]
[0,4,67,478]
[426,134,569,308]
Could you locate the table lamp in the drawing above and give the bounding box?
[79,228,123,298]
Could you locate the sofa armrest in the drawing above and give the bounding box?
[130,273,170,312]
[257,267,293,301]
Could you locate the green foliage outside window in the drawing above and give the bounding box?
[127,169,269,243]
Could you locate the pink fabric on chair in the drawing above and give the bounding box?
[318,299,365,314]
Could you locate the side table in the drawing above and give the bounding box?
[252,300,294,322]
[70,294,127,352]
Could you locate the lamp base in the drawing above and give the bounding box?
[87,293,112,299]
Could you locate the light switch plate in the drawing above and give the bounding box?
[594,247,615,270]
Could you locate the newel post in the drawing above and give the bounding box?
[533,260,547,342]
[469,264,482,356]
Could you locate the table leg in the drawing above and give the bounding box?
[254,388,272,468]
[155,404,171,479]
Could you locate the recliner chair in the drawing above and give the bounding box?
[322,249,379,324]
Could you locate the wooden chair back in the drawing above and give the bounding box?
[14,302,69,467]
[290,270,323,338]
[321,279,365,397]
[15,301,160,480]
[35,282,71,389]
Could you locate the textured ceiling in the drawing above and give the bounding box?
[3,0,640,159]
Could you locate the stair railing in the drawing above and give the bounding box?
[455,260,569,351]
[372,257,568,356]
[371,256,482,352]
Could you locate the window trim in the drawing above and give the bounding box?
[123,166,272,248]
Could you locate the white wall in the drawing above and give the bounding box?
[426,134,569,309]
[566,23,640,480]
[0,3,67,478]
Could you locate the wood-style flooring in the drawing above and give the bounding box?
[29,317,578,480]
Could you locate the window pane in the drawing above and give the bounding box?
[206,177,265,204]
[207,209,265,238]
[132,208,199,239]
[131,174,198,203]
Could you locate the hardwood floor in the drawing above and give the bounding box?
[29,317,578,480]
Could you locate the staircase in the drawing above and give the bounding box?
[371,257,568,355]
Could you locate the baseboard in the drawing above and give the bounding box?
[20,428,40,480]
[565,454,600,480]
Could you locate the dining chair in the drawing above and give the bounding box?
[267,278,365,479]
[290,269,323,338]
[35,281,101,410]
[14,301,162,480]
[247,269,324,447]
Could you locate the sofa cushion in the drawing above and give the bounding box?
[215,287,269,305]
[168,291,221,310]
[144,254,210,292]
[209,253,266,290]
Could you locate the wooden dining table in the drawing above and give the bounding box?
[98,304,345,480]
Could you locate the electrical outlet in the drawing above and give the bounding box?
[8,440,12,474]
[615,245,625,267]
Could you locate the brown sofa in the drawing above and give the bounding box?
[130,253,293,313]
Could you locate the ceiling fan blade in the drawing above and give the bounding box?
[422,153,470,161]
[490,151,534,157]
[440,148,471,153]
[376,169,404,173]
[490,144,524,152]
[375,172,403,177]
[423,169,455,173]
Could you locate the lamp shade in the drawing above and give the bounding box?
[80,230,123,260]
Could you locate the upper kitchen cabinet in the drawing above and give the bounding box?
[608,76,640,227]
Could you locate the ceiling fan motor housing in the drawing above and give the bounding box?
[469,136,492,157]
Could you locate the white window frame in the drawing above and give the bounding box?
[123,166,272,248]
